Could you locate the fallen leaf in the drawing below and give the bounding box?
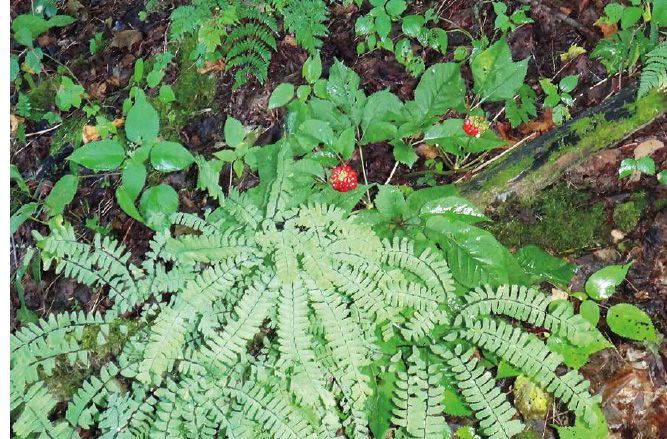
[633,138,664,159]
[82,125,100,144]
[518,109,554,135]
[578,0,590,13]
[415,143,440,160]
[88,82,107,100]
[495,121,516,142]
[10,114,24,135]
[197,59,225,74]
[595,22,617,38]
[112,119,124,128]
[283,34,298,47]
[110,30,143,50]
[611,229,625,243]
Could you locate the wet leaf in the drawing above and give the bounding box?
[150,141,194,172]
[514,245,576,287]
[471,38,528,102]
[420,196,489,224]
[585,262,633,300]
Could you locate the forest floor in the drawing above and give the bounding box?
[9,0,667,437]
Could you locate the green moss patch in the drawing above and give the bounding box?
[486,184,610,254]
[613,192,647,233]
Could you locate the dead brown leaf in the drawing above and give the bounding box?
[595,21,618,37]
[110,30,143,50]
[112,119,124,128]
[197,59,226,74]
[415,144,439,160]
[518,109,554,135]
[634,138,664,159]
[82,125,100,144]
[88,82,107,100]
[10,114,24,135]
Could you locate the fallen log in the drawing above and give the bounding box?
[459,86,667,207]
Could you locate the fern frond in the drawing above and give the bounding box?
[432,345,524,439]
[456,285,592,345]
[392,347,450,439]
[65,362,121,429]
[164,229,260,264]
[282,0,328,55]
[401,308,450,341]
[639,41,667,97]
[460,318,601,423]
[226,381,316,439]
[12,382,78,438]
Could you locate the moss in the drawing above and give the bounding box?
[486,184,610,254]
[153,37,218,141]
[513,376,551,421]
[50,114,87,153]
[613,192,647,233]
[27,77,57,112]
[41,361,85,401]
[80,318,142,359]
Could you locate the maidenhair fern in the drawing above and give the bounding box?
[12,142,606,437]
[638,41,667,97]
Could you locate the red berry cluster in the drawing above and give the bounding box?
[462,118,480,137]
[329,164,357,192]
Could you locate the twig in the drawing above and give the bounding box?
[516,0,598,41]
[384,162,399,185]
[26,123,62,137]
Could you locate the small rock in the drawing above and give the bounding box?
[593,247,619,262]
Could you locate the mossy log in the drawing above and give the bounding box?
[459,86,667,207]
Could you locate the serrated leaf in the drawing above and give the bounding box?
[471,38,528,102]
[413,63,466,117]
[391,139,418,167]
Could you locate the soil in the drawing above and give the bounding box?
[9,0,667,437]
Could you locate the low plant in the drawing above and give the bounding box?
[539,75,578,125]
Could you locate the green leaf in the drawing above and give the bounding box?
[11,165,29,193]
[547,331,610,369]
[620,6,642,29]
[427,217,521,288]
[559,75,578,93]
[10,55,19,81]
[618,157,656,178]
[391,139,418,167]
[55,77,84,111]
[224,117,245,148]
[214,149,237,162]
[150,141,194,172]
[139,184,179,231]
[556,405,608,439]
[514,245,576,287]
[606,303,656,342]
[45,175,78,216]
[585,262,633,301]
[420,196,489,224]
[115,186,144,222]
[68,139,125,171]
[657,170,667,185]
[121,161,146,200]
[302,52,322,84]
[496,360,521,379]
[333,127,356,159]
[385,0,407,17]
[360,121,397,144]
[375,13,391,39]
[299,119,334,147]
[471,38,528,102]
[158,85,176,104]
[11,202,38,234]
[47,15,76,27]
[375,185,408,219]
[268,83,295,109]
[412,63,466,117]
[401,15,425,39]
[361,90,403,132]
[579,300,600,326]
[125,95,159,144]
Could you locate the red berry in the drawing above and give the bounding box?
[329,164,358,192]
[462,118,480,137]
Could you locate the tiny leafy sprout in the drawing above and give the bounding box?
[329,164,357,192]
[539,75,578,125]
[55,76,85,111]
[618,156,656,179]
